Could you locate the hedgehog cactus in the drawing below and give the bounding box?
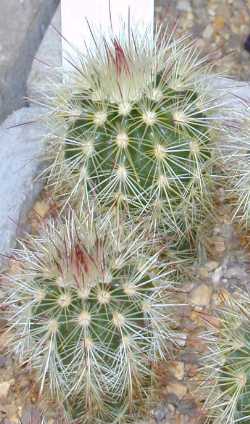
[222,107,250,227]
[5,211,179,423]
[45,26,224,240]
[201,294,250,423]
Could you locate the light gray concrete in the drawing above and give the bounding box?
[0,0,60,123]
[0,3,61,267]
[210,77,250,109]
[27,5,62,100]
[0,106,46,266]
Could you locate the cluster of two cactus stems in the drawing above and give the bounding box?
[6,26,250,423]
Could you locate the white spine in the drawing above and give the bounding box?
[61,0,154,68]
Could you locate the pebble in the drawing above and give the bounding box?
[33,200,50,219]
[0,355,7,368]
[0,333,12,351]
[186,364,199,378]
[0,381,12,399]
[151,404,170,423]
[178,399,198,415]
[213,16,225,31]
[202,24,213,39]
[177,0,191,12]
[206,261,219,272]
[214,238,226,254]
[211,292,221,306]
[198,267,209,278]
[176,333,187,347]
[211,267,223,285]
[190,284,212,306]
[169,361,185,381]
[167,382,187,399]
[8,414,21,424]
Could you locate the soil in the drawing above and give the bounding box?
[156,0,250,80]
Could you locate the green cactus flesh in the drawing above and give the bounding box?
[48,32,218,238]
[64,82,211,231]
[219,334,250,423]
[6,213,177,423]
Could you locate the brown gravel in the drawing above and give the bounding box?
[156,0,250,80]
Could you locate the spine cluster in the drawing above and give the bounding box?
[5,213,178,422]
[201,295,250,423]
[46,28,225,241]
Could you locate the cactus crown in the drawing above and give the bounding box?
[5,211,178,423]
[201,295,250,423]
[46,26,221,239]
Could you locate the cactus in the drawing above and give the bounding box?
[45,26,225,241]
[225,112,250,227]
[213,91,250,228]
[201,294,250,423]
[5,211,179,423]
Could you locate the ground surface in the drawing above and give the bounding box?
[0,0,59,123]
[156,0,250,80]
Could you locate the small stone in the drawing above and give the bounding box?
[211,267,223,285]
[198,267,209,278]
[178,399,198,415]
[0,355,7,368]
[213,16,225,31]
[180,352,198,364]
[151,404,170,423]
[190,284,212,306]
[214,238,226,254]
[211,293,221,306]
[186,363,199,378]
[206,261,219,272]
[208,8,216,17]
[213,226,221,236]
[0,381,11,399]
[8,415,20,424]
[33,200,50,219]
[176,333,187,347]
[177,0,191,12]
[203,24,213,39]
[169,361,185,380]
[0,332,13,351]
[167,382,187,399]
[196,38,206,50]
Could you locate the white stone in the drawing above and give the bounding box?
[177,0,192,12]
[202,24,213,40]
